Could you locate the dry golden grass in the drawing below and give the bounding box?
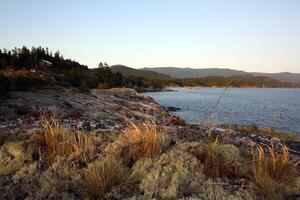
[72,131,95,160]
[42,119,73,161]
[84,156,126,199]
[118,121,165,164]
[252,144,298,199]
[41,119,94,163]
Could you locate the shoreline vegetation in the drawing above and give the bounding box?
[1,46,300,99]
[154,87,300,96]
[0,46,300,199]
[166,86,300,90]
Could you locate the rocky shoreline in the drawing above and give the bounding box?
[0,88,168,136]
[0,88,299,199]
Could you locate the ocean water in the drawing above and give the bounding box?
[144,88,300,134]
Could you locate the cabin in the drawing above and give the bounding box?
[39,59,53,67]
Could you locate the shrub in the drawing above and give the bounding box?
[0,73,11,98]
[252,145,298,199]
[196,138,241,178]
[202,139,224,178]
[11,76,46,91]
[79,80,91,94]
[84,156,126,199]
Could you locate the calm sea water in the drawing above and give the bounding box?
[144,88,300,134]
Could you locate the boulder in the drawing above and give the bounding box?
[165,106,181,112]
[169,115,186,126]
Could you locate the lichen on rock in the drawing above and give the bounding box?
[138,149,205,199]
[0,140,33,176]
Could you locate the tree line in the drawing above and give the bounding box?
[0,46,88,71]
[161,76,299,88]
[0,46,164,96]
[0,46,298,98]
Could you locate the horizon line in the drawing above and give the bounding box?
[107,64,300,74]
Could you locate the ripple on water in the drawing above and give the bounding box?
[144,88,300,134]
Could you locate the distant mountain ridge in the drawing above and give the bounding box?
[110,65,300,83]
[143,67,248,78]
[110,65,172,80]
[251,72,300,83]
[142,67,300,83]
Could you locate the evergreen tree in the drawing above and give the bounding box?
[0,49,2,69]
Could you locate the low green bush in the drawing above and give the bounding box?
[0,73,11,98]
[10,76,46,91]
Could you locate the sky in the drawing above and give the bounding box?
[0,0,299,73]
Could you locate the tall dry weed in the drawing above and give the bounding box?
[119,121,165,164]
[84,156,126,199]
[41,119,94,163]
[252,144,298,199]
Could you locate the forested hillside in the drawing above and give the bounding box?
[0,46,164,96]
[110,65,172,79]
[0,46,299,98]
[143,67,300,83]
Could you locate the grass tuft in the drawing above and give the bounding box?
[119,121,165,164]
[41,119,94,163]
[202,138,223,177]
[252,144,298,199]
[84,156,126,199]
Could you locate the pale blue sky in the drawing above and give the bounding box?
[0,0,299,72]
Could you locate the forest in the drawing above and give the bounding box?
[0,46,163,96]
